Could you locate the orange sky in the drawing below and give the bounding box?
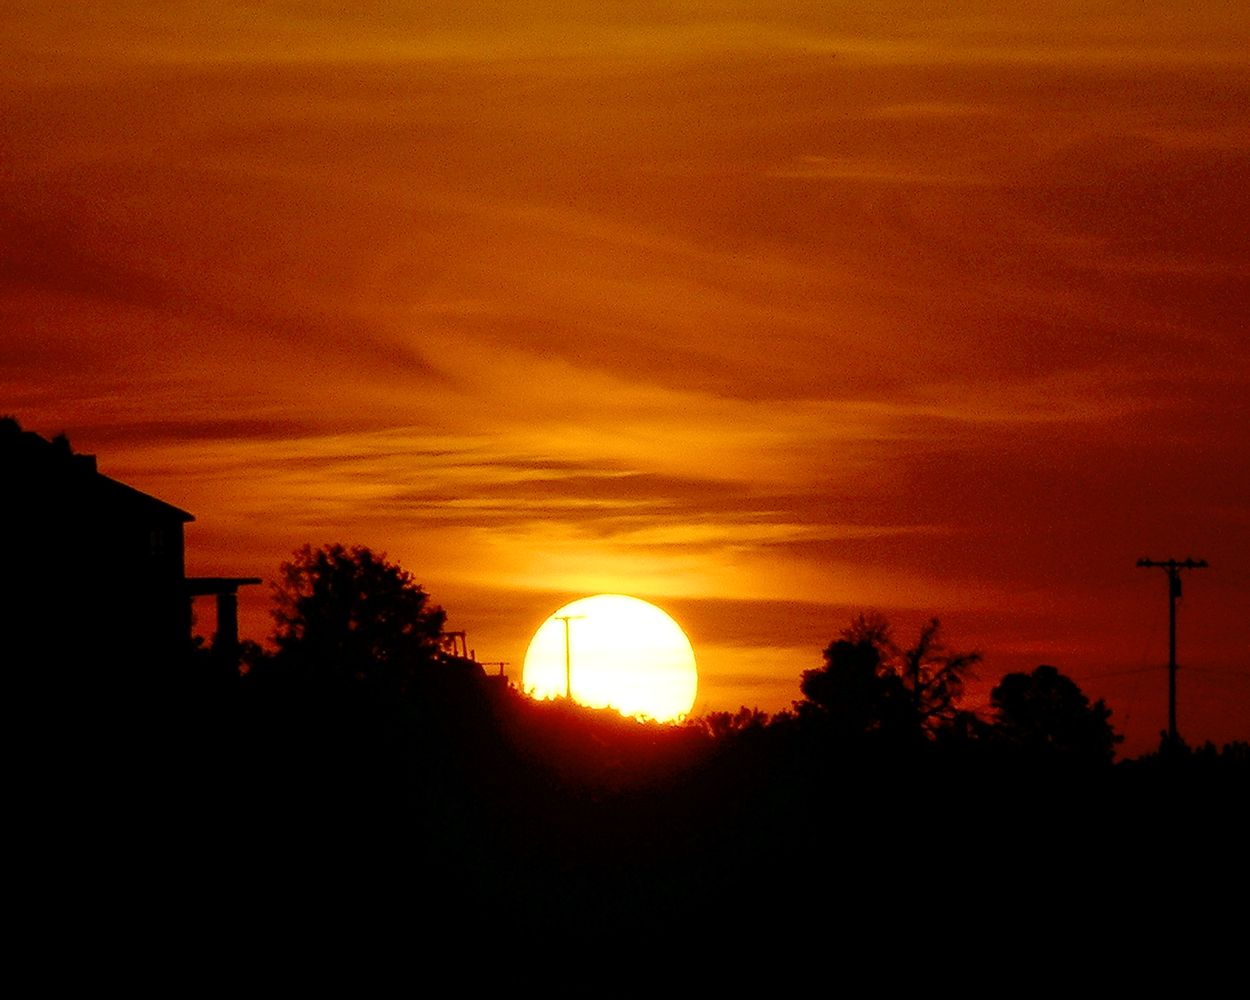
[4,2,1247,756]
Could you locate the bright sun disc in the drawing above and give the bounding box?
[522,594,698,722]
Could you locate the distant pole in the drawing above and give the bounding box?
[553,614,586,700]
[1137,557,1208,750]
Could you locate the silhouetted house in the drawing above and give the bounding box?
[0,418,257,672]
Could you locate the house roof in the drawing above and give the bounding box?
[1,419,194,523]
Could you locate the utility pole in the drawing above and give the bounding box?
[553,614,585,700]
[1137,556,1208,750]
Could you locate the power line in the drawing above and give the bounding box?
[1082,664,1161,680]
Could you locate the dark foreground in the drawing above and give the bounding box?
[21,657,1245,969]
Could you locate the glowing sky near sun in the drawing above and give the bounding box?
[3,2,1247,754]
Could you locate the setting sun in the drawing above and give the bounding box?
[522,595,698,722]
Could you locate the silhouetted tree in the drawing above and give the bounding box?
[990,665,1120,765]
[270,543,449,694]
[798,613,980,742]
[897,617,981,736]
[695,706,772,741]
[799,632,911,739]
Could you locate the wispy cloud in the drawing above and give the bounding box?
[4,2,1248,755]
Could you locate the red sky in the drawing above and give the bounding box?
[4,2,1247,756]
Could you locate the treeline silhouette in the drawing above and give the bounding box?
[29,543,1246,949]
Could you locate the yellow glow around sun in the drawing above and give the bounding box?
[522,594,698,722]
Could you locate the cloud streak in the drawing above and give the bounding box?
[4,2,1247,754]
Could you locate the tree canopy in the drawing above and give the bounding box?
[990,664,1121,765]
[270,543,449,692]
[798,613,981,743]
